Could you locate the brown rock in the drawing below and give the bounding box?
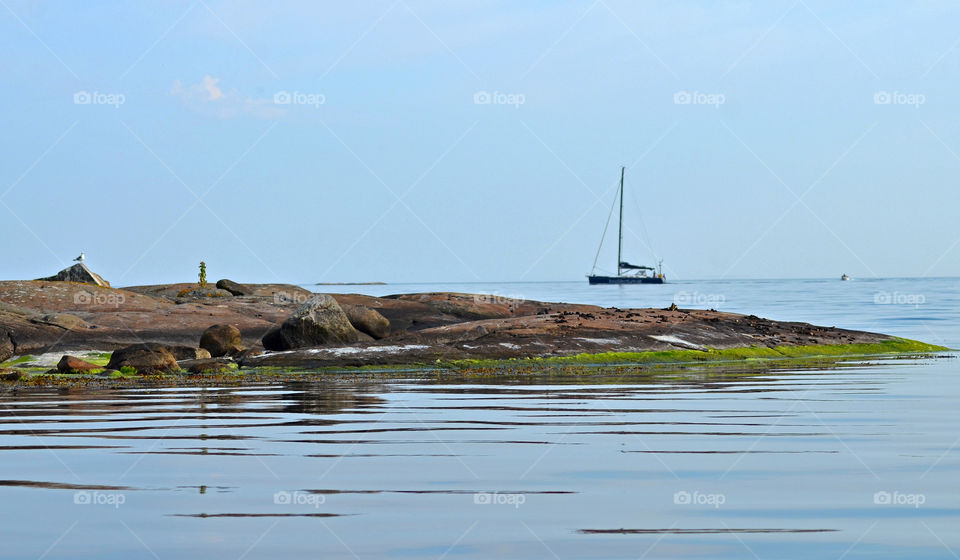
[37,263,110,287]
[106,344,179,374]
[355,331,375,343]
[216,279,254,296]
[0,280,292,355]
[0,369,22,381]
[0,336,12,364]
[234,348,263,366]
[260,327,284,351]
[168,346,212,361]
[341,304,391,339]
[199,324,243,357]
[268,295,358,350]
[0,279,918,375]
[183,358,234,374]
[57,355,101,374]
[234,347,262,358]
[30,314,89,330]
[124,282,312,303]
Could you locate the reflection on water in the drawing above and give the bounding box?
[0,357,958,559]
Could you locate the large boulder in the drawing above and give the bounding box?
[199,324,244,357]
[181,358,234,374]
[216,279,254,296]
[263,295,358,350]
[341,304,390,339]
[57,355,101,374]
[106,343,179,374]
[0,336,12,364]
[261,327,285,351]
[37,263,110,287]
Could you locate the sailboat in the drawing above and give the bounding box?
[587,167,665,285]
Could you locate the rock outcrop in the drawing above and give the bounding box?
[199,324,244,357]
[0,336,12,363]
[125,282,312,303]
[264,295,358,350]
[341,304,391,339]
[0,280,288,357]
[261,327,284,351]
[37,263,110,287]
[216,279,254,296]
[29,313,88,330]
[0,279,917,374]
[167,346,212,361]
[181,358,234,374]
[106,344,179,374]
[57,355,101,373]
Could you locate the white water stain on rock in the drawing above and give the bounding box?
[649,335,706,351]
[574,337,622,345]
[306,344,430,357]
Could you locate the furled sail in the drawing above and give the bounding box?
[619,261,654,271]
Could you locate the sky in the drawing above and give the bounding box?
[2,1,959,285]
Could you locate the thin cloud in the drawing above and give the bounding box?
[171,75,283,119]
[201,74,223,100]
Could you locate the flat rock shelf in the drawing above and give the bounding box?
[0,280,947,380]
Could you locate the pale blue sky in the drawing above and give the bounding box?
[2,1,959,284]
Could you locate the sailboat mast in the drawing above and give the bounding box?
[617,166,625,276]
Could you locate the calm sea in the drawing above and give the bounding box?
[1,278,957,559]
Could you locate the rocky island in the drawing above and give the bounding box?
[0,264,946,382]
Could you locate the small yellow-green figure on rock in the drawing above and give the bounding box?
[198,261,207,289]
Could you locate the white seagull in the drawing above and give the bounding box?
[73,251,85,263]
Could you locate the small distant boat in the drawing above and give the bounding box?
[841,274,850,281]
[588,167,665,285]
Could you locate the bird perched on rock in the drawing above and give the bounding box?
[73,251,85,262]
